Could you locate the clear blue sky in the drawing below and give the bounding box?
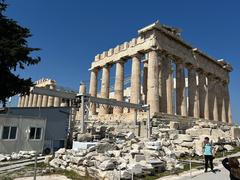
[5,0,240,124]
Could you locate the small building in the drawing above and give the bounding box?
[0,107,71,154]
[0,114,46,154]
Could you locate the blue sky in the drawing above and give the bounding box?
[5,0,240,123]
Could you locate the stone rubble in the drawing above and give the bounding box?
[0,151,38,162]
[49,121,237,179]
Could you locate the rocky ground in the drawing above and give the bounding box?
[0,120,237,179]
[0,151,39,162]
[49,121,237,179]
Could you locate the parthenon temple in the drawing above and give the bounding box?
[88,21,233,124]
[18,78,75,108]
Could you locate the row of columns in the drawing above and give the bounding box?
[89,53,143,115]
[89,50,232,124]
[18,94,68,107]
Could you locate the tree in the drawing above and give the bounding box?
[0,1,41,107]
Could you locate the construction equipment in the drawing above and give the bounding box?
[30,86,152,137]
[75,93,151,137]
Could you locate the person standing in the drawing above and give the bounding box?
[222,157,240,180]
[203,137,214,172]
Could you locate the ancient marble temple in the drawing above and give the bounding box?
[18,78,73,108]
[88,21,233,124]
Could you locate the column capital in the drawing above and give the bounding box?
[207,73,218,81]
[131,52,142,59]
[164,53,175,60]
[221,80,228,86]
[102,63,112,69]
[174,58,184,64]
[115,58,125,64]
[185,63,196,69]
[143,61,148,67]
[91,67,99,72]
[196,68,204,73]
[148,45,161,52]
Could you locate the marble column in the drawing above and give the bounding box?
[89,68,98,115]
[114,60,124,114]
[216,80,223,122]
[188,67,199,118]
[42,95,48,107]
[100,64,110,114]
[18,96,22,107]
[198,70,207,119]
[47,96,54,107]
[27,93,33,107]
[20,96,25,107]
[204,78,210,120]
[130,54,141,112]
[158,59,162,111]
[166,58,173,114]
[79,83,86,95]
[54,97,61,107]
[24,95,29,107]
[221,88,227,123]
[60,99,68,107]
[223,82,233,124]
[160,56,167,113]
[143,61,148,104]
[228,102,233,125]
[32,94,38,107]
[47,85,55,107]
[176,62,187,116]
[37,95,43,107]
[147,50,159,115]
[207,75,215,120]
[213,88,219,121]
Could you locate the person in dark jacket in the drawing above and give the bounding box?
[222,157,240,180]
